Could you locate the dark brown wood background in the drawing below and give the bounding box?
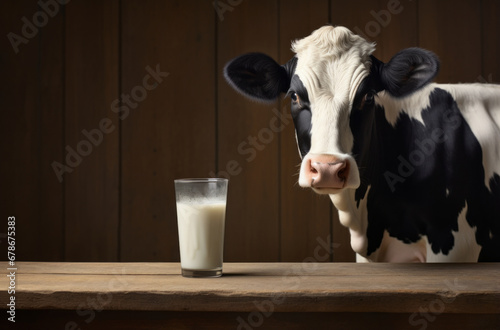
[1,0,498,262]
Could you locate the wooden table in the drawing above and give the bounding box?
[1,262,499,329]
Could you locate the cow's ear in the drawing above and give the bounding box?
[380,48,440,97]
[224,53,290,102]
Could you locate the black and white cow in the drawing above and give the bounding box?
[224,26,500,262]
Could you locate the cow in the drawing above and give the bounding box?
[224,25,500,262]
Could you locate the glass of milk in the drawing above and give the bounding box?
[174,178,228,277]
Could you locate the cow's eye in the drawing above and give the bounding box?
[291,92,301,105]
[364,92,374,104]
[358,91,376,110]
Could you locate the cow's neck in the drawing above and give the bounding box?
[330,188,370,257]
[335,86,431,259]
[328,97,385,258]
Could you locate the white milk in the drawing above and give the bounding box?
[176,201,226,270]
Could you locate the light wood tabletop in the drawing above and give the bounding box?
[1,262,499,329]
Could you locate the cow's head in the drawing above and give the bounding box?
[224,26,439,195]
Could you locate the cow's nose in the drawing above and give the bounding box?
[305,155,349,189]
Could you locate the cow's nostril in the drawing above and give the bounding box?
[337,162,349,181]
[310,162,319,174]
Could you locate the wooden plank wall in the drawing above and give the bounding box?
[1,0,499,263]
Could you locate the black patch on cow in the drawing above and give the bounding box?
[288,75,312,158]
[350,87,500,261]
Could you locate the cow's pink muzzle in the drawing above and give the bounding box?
[299,154,350,190]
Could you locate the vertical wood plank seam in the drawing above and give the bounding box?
[36,2,43,259]
[215,0,219,176]
[415,0,420,49]
[328,0,332,26]
[62,2,67,261]
[479,0,484,79]
[118,0,123,262]
[277,0,282,262]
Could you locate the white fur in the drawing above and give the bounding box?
[293,26,374,190]
[375,84,434,126]
[439,83,500,189]
[330,188,368,255]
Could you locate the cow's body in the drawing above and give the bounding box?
[341,83,500,262]
[224,26,500,262]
